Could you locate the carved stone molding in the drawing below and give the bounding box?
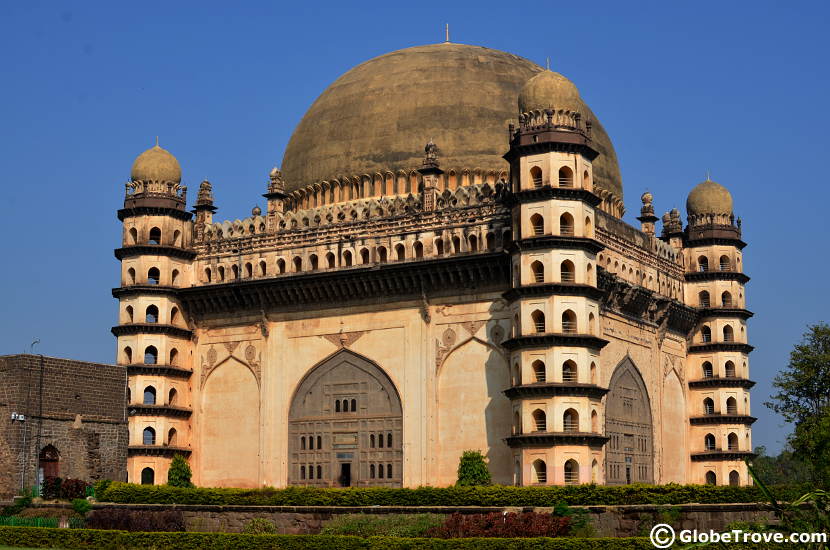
[461,320,486,339]
[435,328,457,369]
[322,331,366,349]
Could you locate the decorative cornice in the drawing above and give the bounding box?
[505,432,609,448]
[689,415,757,426]
[507,236,604,255]
[114,245,197,261]
[112,285,179,299]
[178,253,510,316]
[127,445,192,458]
[504,383,609,399]
[502,187,602,208]
[684,271,750,284]
[117,206,192,222]
[501,333,609,351]
[690,451,756,462]
[503,283,604,302]
[125,364,193,379]
[111,323,193,339]
[688,342,754,354]
[128,405,192,418]
[697,307,754,320]
[688,377,756,389]
[685,237,747,250]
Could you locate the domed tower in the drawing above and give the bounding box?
[502,71,609,486]
[682,179,754,486]
[114,143,195,485]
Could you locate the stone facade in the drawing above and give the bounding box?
[113,42,754,489]
[0,355,128,499]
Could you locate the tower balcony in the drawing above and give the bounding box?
[128,404,192,419]
[504,382,608,400]
[127,445,192,458]
[506,432,608,448]
[689,414,756,426]
[502,333,608,352]
[690,450,755,462]
[688,377,756,390]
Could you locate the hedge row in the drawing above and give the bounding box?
[0,526,796,549]
[100,481,808,507]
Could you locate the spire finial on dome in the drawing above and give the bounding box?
[706,169,711,181]
[546,56,550,71]
[445,23,450,43]
[155,136,159,147]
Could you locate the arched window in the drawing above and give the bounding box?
[244,262,252,278]
[144,346,158,365]
[173,229,181,247]
[699,291,710,308]
[343,250,353,267]
[703,397,715,415]
[387,433,392,448]
[564,459,579,485]
[204,267,213,283]
[145,305,159,323]
[277,258,286,274]
[532,360,546,383]
[127,387,131,403]
[586,263,593,285]
[169,307,179,326]
[532,459,547,484]
[301,465,306,479]
[141,467,154,485]
[395,243,405,261]
[705,471,717,485]
[129,227,138,245]
[168,388,177,406]
[171,269,179,285]
[702,361,714,378]
[370,434,375,447]
[701,325,712,343]
[719,255,731,271]
[259,261,267,276]
[143,427,156,445]
[149,227,161,245]
[326,252,336,268]
[377,247,387,264]
[351,398,357,411]
[414,241,424,258]
[513,411,521,435]
[559,213,574,236]
[585,216,593,238]
[168,428,178,446]
[434,239,444,256]
[704,433,716,451]
[378,433,384,448]
[452,235,461,253]
[721,291,733,307]
[169,348,178,365]
[588,312,596,335]
[125,305,134,323]
[317,435,322,449]
[590,362,597,384]
[728,432,739,451]
[361,248,370,264]
[560,260,575,282]
[563,408,579,432]
[531,261,545,283]
[218,266,225,281]
[562,310,577,334]
[723,325,734,342]
[485,233,495,251]
[562,360,577,382]
[729,470,740,486]
[530,214,544,236]
[123,347,133,364]
[127,268,136,285]
[291,256,301,272]
[378,463,384,478]
[147,267,160,285]
[468,235,478,252]
[231,264,239,279]
[726,396,738,415]
[558,166,574,187]
[370,464,375,478]
[532,409,546,432]
[513,362,521,386]
[143,386,156,405]
[698,256,709,272]
[531,310,546,333]
[725,361,736,377]
[530,166,543,188]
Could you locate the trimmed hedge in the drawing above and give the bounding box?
[0,526,796,549]
[100,481,808,507]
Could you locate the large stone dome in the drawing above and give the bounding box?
[686,179,733,216]
[131,144,181,184]
[281,43,622,206]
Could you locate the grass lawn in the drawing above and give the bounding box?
[0,546,62,549]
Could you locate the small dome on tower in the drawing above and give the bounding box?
[518,70,582,114]
[131,144,181,184]
[686,179,733,216]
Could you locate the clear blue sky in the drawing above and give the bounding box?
[2,1,828,455]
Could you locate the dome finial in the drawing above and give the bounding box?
[706,169,711,182]
[546,56,550,71]
[155,135,159,147]
[445,23,450,43]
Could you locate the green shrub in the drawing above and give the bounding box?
[242,518,278,535]
[167,454,194,489]
[92,479,112,498]
[1,496,31,516]
[71,499,92,517]
[321,514,445,537]
[0,516,59,528]
[99,481,809,507]
[456,450,492,486]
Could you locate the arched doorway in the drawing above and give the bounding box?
[39,445,60,480]
[288,349,402,487]
[604,357,654,484]
[141,467,155,485]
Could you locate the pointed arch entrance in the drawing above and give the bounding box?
[604,357,654,484]
[288,349,402,487]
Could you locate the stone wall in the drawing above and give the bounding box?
[0,354,128,499]
[66,502,776,536]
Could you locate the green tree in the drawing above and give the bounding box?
[167,454,194,488]
[765,323,830,485]
[456,450,491,486]
[750,445,812,485]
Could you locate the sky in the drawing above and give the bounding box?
[1,0,828,455]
